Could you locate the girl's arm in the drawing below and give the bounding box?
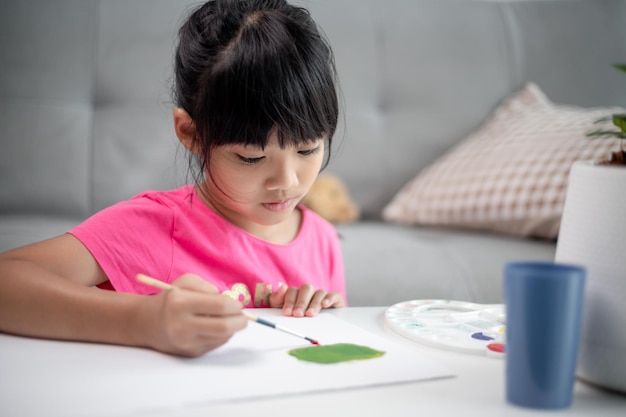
[0,234,247,357]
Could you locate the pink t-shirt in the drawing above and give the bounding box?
[69,185,346,307]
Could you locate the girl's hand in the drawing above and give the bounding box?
[268,284,345,318]
[136,273,248,357]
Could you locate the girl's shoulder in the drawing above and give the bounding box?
[128,185,195,208]
[74,186,195,235]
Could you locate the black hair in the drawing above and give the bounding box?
[174,0,339,181]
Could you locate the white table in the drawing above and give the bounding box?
[1,307,625,416]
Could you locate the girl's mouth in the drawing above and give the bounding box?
[262,199,294,212]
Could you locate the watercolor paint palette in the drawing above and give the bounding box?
[385,299,506,358]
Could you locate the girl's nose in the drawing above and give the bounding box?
[266,162,299,191]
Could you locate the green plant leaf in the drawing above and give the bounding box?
[613,63,626,73]
[613,114,626,133]
[586,130,624,139]
[593,116,614,124]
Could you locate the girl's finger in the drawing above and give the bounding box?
[281,286,299,316]
[291,284,316,317]
[304,290,328,317]
[168,314,248,357]
[268,283,288,308]
[321,292,345,308]
[164,287,243,320]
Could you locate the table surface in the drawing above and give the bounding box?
[2,307,625,417]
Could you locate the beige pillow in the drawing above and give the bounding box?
[382,83,623,240]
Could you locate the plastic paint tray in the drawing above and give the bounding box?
[385,300,506,358]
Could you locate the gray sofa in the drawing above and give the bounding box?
[1,0,624,307]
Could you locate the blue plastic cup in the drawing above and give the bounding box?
[504,261,585,409]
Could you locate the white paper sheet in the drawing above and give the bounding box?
[0,310,454,417]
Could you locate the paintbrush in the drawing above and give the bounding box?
[136,273,321,345]
[242,312,320,345]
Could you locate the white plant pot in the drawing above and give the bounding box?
[555,160,626,393]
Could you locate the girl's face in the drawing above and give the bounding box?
[201,133,325,240]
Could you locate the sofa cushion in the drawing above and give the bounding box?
[337,222,556,306]
[0,215,81,252]
[0,0,97,218]
[382,83,623,240]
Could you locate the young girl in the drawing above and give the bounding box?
[0,0,345,358]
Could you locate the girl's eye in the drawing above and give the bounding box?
[298,146,321,157]
[238,155,264,164]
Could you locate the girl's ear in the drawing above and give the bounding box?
[173,108,199,153]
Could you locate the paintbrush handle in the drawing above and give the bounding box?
[137,274,175,291]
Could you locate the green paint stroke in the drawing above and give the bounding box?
[288,343,385,364]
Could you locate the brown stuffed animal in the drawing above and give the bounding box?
[302,174,359,223]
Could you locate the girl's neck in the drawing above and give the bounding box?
[194,185,302,245]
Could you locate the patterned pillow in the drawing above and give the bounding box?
[382,83,623,240]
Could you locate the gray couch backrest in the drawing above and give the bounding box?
[1,0,625,221]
